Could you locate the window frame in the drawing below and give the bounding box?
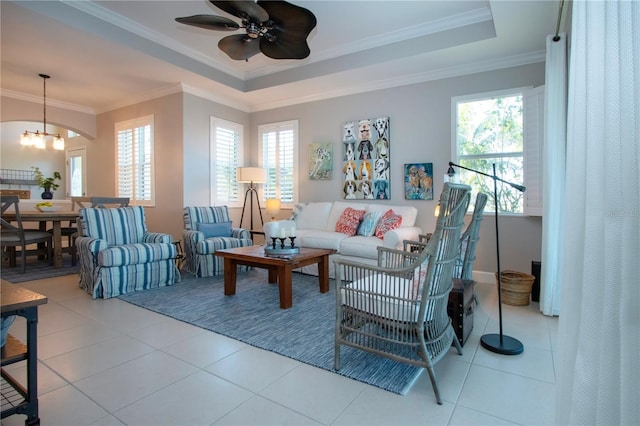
[258,120,299,208]
[451,87,541,215]
[210,116,244,208]
[114,114,155,207]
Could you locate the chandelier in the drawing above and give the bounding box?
[20,73,65,150]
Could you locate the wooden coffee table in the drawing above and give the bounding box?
[214,245,336,309]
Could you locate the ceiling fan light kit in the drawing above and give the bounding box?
[176,0,316,61]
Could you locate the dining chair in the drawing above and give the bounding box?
[51,196,92,266]
[1,196,53,273]
[333,183,471,404]
[90,197,130,208]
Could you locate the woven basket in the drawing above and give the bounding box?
[495,270,536,306]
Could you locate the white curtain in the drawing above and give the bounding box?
[540,32,567,316]
[556,1,640,425]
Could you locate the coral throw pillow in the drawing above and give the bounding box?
[335,208,366,236]
[375,209,402,239]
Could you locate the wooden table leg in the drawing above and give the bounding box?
[223,258,237,296]
[52,221,63,268]
[278,265,293,309]
[318,254,330,293]
[268,267,278,284]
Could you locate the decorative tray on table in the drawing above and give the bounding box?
[264,236,300,256]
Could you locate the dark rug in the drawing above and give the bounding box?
[119,269,422,394]
[1,255,78,283]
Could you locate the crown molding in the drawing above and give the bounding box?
[180,84,251,113]
[249,50,545,112]
[0,88,95,114]
[61,0,244,80]
[245,7,494,79]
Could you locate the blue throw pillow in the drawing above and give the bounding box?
[356,211,382,237]
[197,221,232,238]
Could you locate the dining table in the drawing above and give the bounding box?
[2,211,80,268]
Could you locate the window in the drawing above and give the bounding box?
[210,117,243,207]
[67,130,80,138]
[115,115,154,206]
[452,88,541,214]
[259,120,298,206]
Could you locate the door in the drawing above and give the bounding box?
[66,148,86,197]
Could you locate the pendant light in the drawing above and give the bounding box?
[20,73,65,150]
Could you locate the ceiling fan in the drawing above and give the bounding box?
[176,1,317,61]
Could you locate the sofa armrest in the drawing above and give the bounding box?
[76,236,108,266]
[183,229,204,244]
[144,232,173,244]
[382,226,423,249]
[231,228,250,239]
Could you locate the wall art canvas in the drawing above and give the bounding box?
[309,143,333,180]
[404,163,433,200]
[342,117,390,200]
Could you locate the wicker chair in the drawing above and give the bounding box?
[333,183,471,404]
[404,192,488,305]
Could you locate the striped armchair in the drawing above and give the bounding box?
[76,206,180,299]
[183,206,253,277]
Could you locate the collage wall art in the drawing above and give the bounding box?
[342,117,390,200]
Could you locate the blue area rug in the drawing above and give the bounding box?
[1,255,78,283]
[119,269,422,394]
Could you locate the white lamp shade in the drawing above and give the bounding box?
[266,198,281,216]
[237,167,266,183]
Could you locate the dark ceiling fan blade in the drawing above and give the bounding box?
[218,34,262,60]
[259,37,310,60]
[257,1,316,59]
[210,1,269,23]
[175,14,239,31]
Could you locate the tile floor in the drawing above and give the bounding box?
[2,273,557,426]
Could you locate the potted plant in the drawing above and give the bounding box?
[32,166,61,199]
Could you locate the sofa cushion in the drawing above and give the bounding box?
[326,201,369,231]
[295,202,333,231]
[197,221,232,238]
[335,207,366,236]
[356,211,382,237]
[339,236,383,259]
[341,274,433,322]
[81,206,147,245]
[367,204,417,227]
[297,229,347,251]
[98,243,176,267]
[375,209,403,239]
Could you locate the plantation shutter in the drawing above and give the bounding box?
[115,115,154,206]
[259,120,298,206]
[523,85,545,216]
[211,117,243,207]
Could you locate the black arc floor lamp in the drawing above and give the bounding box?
[237,167,266,231]
[448,161,526,355]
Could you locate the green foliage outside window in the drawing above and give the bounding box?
[456,94,524,213]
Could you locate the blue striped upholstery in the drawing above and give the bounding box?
[183,206,253,277]
[76,206,180,299]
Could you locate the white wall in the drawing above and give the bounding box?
[249,62,545,274]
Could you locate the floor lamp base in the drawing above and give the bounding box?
[480,333,524,355]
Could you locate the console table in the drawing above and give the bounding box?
[1,282,48,425]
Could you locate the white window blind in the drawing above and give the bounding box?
[210,117,243,207]
[115,115,154,206]
[258,120,298,206]
[523,85,545,216]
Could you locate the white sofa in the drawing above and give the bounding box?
[264,201,422,277]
